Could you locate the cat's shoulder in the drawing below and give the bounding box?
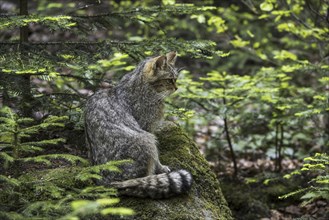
[86,88,113,107]
[89,88,112,100]
[94,88,112,97]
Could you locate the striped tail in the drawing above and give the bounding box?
[110,170,192,199]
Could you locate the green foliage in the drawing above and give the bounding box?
[0,1,222,119]
[75,160,131,181]
[61,198,134,220]
[0,174,20,187]
[168,0,329,174]
[281,153,329,205]
[0,104,133,219]
[0,4,214,31]
[0,160,134,219]
[0,15,75,30]
[0,106,71,167]
[22,154,88,166]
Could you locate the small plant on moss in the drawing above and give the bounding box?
[62,197,134,220]
[0,150,134,219]
[0,106,87,168]
[280,153,329,205]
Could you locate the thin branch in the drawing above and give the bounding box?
[241,0,259,14]
[305,0,328,25]
[281,0,312,29]
[19,0,33,117]
[278,123,284,172]
[0,40,140,46]
[0,13,18,17]
[223,96,238,177]
[71,9,156,18]
[190,99,211,112]
[67,1,102,15]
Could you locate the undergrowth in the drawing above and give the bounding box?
[0,106,134,219]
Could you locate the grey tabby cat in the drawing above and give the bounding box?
[85,51,192,199]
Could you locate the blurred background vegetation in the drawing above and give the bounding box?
[0,0,328,219]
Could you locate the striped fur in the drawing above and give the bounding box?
[111,170,193,198]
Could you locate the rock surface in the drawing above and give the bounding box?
[115,125,233,220]
[1,125,232,220]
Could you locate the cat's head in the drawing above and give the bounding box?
[142,51,181,95]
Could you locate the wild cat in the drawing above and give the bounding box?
[85,52,192,198]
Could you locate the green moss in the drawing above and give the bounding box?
[115,125,233,220]
[1,125,232,220]
[0,167,82,218]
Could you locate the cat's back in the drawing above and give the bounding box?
[86,88,112,110]
[85,88,119,125]
[85,88,140,131]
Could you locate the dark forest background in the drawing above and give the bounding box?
[0,0,328,219]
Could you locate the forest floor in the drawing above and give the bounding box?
[215,159,329,220]
[191,122,329,220]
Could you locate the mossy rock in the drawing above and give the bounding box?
[114,125,233,220]
[1,125,232,220]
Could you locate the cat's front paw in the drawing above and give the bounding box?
[158,165,171,174]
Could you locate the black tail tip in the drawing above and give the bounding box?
[179,169,193,193]
[169,169,193,194]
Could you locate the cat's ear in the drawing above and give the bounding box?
[153,55,167,70]
[166,51,177,66]
[143,55,166,78]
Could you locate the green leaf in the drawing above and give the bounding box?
[260,2,273,11]
[162,0,176,5]
[20,145,44,153]
[279,188,309,199]
[191,14,206,24]
[17,118,34,124]
[101,207,134,216]
[207,16,227,33]
[77,173,103,181]
[97,198,120,206]
[313,95,327,101]
[319,77,329,83]
[21,157,52,165]
[273,50,297,61]
[300,191,319,200]
[0,152,15,163]
[71,200,90,210]
[22,154,89,166]
[22,138,66,147]
[230,36,250,48]
[47,3,63,9]
[0,175,20,186]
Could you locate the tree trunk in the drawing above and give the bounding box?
[19,0,33,117]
